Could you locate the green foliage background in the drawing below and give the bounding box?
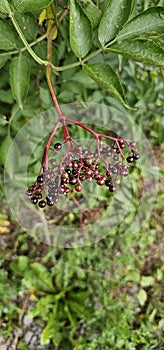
[0,0,163,349]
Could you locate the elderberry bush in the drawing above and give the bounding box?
[26,137,140,209]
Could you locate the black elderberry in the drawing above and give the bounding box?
[39,200,46,208]
[72,169,78,175]
[105,179,112,187]
[69,177,77,185]
[97,178,105,186]
[26,188,33,196]
[64,186,70,194]
[133,153,140,160]
[126,156,134,163]
[79,174,86,181]
[54,142,62,151]
[75,183,82,192]
[109,185,116,193]
[65,168,71,175]
[37,175,44,183]
[31,197,38,205]
[46,197,54,206]
[119,139,125,148]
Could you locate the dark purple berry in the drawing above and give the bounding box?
[69,177,77,185]
[126,156,134,163]
[105,179,112,187]
[97,178,105,186]
[46,197,54,206]
[75,184,82,192]
[109,186,116,193]
[133,153,140,160]
[72,169,78,175]
[65,168,71,175]
[37,175,44,183]
[79,174,86,181]
[31,197,38,205]
[26,189,33,196]
[39,200,46,208]
[54,142,62,151]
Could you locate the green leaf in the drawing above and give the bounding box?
[117,7,164,41]
[1,134,20,179]
[108,39,164,67]
[10,256,29,275]
[15,12,38,41]
[0,19,21,50]
[140,276,155,287]
[41,311,63,346]
[12,0,53,13]
[77,0,102,29]
[83,63,128,107]
[10,53,30,109]
[0,116,8,126]
[72,70,97,89]
[29,295,54,318]
[0,89,14,104]
[0,0,10,14]
[40,87,54,109]
[0,54,10,69]
[24,262,54,292]
[70,0,92,58]
[137,288,147,307]
[98,0,134,45]
[67,299,88,317]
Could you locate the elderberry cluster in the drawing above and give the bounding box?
[26,139,140,208]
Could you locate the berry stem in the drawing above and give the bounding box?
[46,24,72,151]
[45,119,61,170]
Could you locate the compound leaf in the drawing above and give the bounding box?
[12,0,52,13]
[83,63,128,107]
[1,134,20,179]
[108,39,164,67]
[117,7,164,41]
[0,0,10,14]
[10,53,30,109]
[98,0,134,45]
[70,0,92,58]
[77,0,102,29]
[0,19,21,50]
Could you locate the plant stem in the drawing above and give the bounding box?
[9,12,47,66]
[46,23,72,151]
